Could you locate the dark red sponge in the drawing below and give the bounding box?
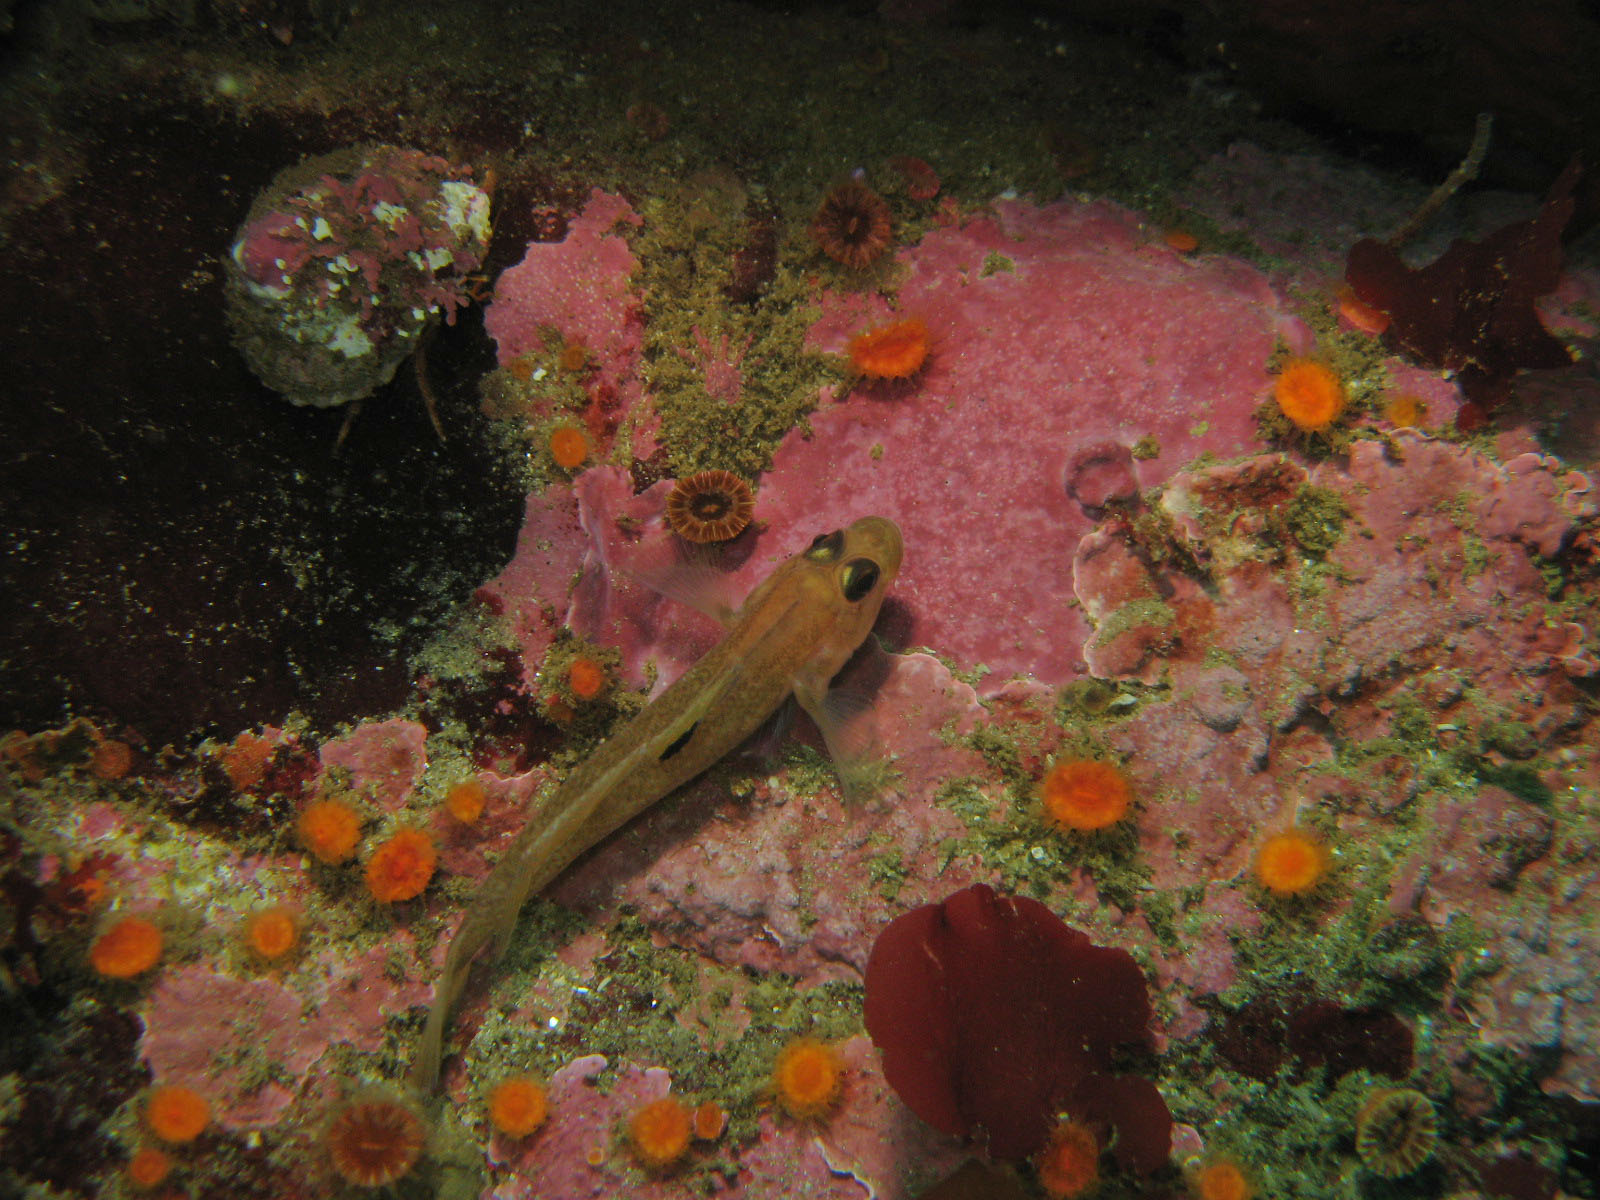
[863,883,1170,1166]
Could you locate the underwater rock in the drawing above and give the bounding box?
[316,717,430,813]
[224,144,489,408]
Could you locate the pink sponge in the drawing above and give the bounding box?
[759,196,1295,688]
[483,189,646,428]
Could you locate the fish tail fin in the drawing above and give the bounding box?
[408,993,449,1094]
[407,905,498,1093]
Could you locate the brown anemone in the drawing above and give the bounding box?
[811,180,893,269]
[1355,1088,1437,1178]
[665,470,755,543]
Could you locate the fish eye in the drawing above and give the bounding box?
[840,558,880,602]
[806,530,845,561]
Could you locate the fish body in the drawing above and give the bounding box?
[411,516,903,1090]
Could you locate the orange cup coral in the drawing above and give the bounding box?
[848,318,930,380]
[1273,359,1346,433]
[365,829,437,902]
[548,426,590,469]
[90,915,164,979]
[1163,228,1199,253]
[1040,759,1132,831]
[1254,828,1330,896]
[1035,1119,1100,1199]
[1337,286,1390,335]
[1193,1159,1252,1200]
[692,1101,726,1141]
[488,1076,549,1138]
[1383,393,1428,428]
[772,1036,844,1119]
[567,657,608,701]
[628,1096,692,1169]
[90,738,135,780]
[125,1146,172,1189]
[296,798,362,865]
[243,904,300,962]
[444,778,487,825]
[144,1084,210,1144]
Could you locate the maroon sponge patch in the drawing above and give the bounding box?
[863,883,1169,1166]
[1345,160,1579,415]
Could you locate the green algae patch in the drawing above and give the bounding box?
[979,251,1015,277]
[537,633,638,729]
[1088,597,1176,654]
[632,181,837,479]
[1285,484,1350,558]
[1228,879,1481,1014]
[865,841,909,902]
[485,908,863,1149]
[477,340,605,491]
[1164,1052,1400,1200]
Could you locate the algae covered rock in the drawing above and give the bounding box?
[224,144,489,408]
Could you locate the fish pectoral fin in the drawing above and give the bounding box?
[793,673,898,806]
[742,697,796,762]
[616,538,744,628]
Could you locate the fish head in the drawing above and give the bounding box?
[788,515,903,655]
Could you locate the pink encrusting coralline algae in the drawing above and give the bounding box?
[484,188,650,442]
[485,190,1311,693]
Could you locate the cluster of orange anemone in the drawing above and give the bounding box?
[88,899,310,986]
[51,721,845,1189]
[308,1036,840,1187]
[119,1083,212,1189]
[1276,313,1437,434]
[294,796,437,903]
[1035,757,1331,897]
[74,751,487,1190]
[1032,1105,1254,1199]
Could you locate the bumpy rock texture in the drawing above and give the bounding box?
[225,144,489,408]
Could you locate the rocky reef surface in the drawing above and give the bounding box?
[2,3,1598,1198]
